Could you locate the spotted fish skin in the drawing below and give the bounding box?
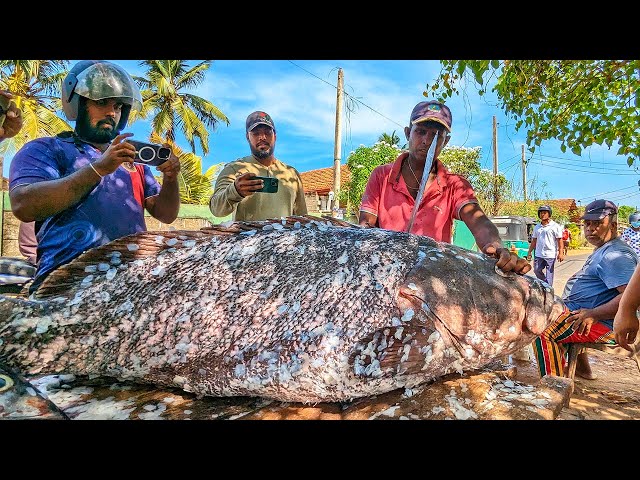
[0,219,564,403]
[0,364,68,419]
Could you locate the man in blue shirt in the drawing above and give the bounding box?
[9,61,181,294]
[533,199,639,379]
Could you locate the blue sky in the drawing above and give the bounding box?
[5,59,639,209]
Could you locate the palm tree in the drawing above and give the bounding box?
[132,60,229,156]
[377,130,406,150]
[150,132,223,205]
[0,60,71,156]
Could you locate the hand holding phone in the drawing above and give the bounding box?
[253,175,279,193]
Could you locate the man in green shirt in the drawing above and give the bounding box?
[209,111,307,221]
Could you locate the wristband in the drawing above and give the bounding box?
[89,162,103,179]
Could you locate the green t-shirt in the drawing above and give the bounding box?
[209,155,307,221]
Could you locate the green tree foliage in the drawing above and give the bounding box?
[567,222,582,249]
[425,60,640,166]
[342,141,403,216]
[618,205,636,222]
[377,130,406,150]
[150,132,222,205]
[439,145,510,215]
[132,60,229,156]
[0,60,71,156]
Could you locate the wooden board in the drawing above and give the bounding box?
[17,361,572,420]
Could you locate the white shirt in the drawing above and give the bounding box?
[621,227,640,256]
[532,220,563,259]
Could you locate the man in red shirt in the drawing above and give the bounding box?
[359,100,530,275]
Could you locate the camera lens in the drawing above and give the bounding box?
[137,146,156,162]
[158,147,171,160]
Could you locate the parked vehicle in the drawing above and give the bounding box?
[452,216,536,259]
[489,216,537,258]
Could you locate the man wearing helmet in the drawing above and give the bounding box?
[8,60,181,294]
[621,212,640,257]
[525,204,565,287]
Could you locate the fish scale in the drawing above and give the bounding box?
[0,217,565,403]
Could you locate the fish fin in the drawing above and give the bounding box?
[351,323,439,378]
[398,284,471,359]
[201,215,361,233]
[32,229,221,300]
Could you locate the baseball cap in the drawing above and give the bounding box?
[410,100,452,132]
[581,199,618,220]
[246,111,276,133]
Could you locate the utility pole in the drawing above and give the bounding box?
[492,116,499,215]
[521,144,527,203]
[331,68,344,216]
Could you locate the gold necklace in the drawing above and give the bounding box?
[405,159,422,190]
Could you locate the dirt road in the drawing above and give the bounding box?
[516,248,640,420]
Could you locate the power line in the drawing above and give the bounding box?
[287,60,404,129]
[576,184,637,201]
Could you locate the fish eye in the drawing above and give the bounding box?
[0,374,15,393]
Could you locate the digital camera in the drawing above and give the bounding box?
[254,176,279,193]
[126,140,172,166]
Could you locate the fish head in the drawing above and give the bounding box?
[522,277,566,336]
[397,243,565,362]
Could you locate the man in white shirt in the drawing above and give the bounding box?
[526,205,565,287]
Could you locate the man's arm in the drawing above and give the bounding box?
[614,265,640,351]
[358,211,378,228]
[11,168,104,222]
[293,171,308,215]
[358,167,382,228]
[11,133,138,222]
[459,203,531,274]
[569,286,627,336]
[144,153,181,224]
[209,164,245,217]
[557,237,565,261]
[526,238,538,260]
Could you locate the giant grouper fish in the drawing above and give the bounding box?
[0,215,565,404]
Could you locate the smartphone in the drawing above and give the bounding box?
[126,140,172,167]
[254,175,279,193]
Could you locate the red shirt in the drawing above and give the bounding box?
[359,152,478,242]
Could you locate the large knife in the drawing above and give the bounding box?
[406,131,439,233]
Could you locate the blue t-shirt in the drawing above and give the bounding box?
[562,237,639,327]
[9,134,161,290]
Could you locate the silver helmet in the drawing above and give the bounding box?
[61,60,143,133]
[629,212,640,224]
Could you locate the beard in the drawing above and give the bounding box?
[250,143,274,159]
[74,99,119,144]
